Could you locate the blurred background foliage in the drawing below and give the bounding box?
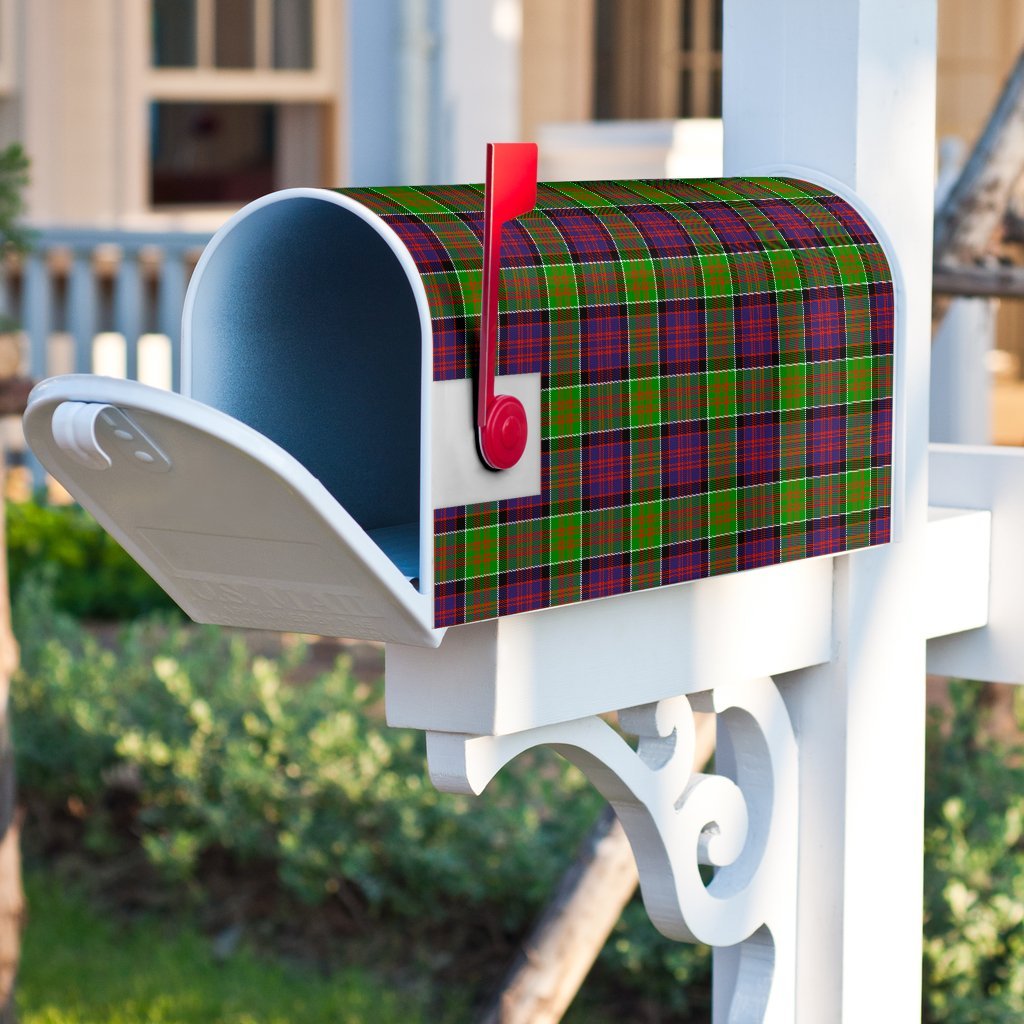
[10,497,1024,1021]
[10,498,710,1022]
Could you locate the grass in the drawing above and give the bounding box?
[17,873,462,1024]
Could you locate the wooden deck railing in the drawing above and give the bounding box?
[4,226,213,394]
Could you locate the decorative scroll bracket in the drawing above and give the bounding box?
[426,675,798,1024]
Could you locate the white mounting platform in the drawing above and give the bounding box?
[928,444,1024,683]
[387,556,833,735]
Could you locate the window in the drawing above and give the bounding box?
[273,0,314,69]
[594,0,722,120]
[678,0,722,118]
[145,0,336,209]
[153,0,197,67]
[150,102,276,204]
[152,0,314,71]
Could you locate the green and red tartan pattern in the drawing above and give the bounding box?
[338,177,895,628]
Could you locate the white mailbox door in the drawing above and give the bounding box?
[23,375,441,647]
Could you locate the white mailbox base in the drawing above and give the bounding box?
[386,558,833,736]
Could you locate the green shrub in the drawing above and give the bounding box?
[7,498,179,619]
[922,681,1024,1022]
[12,575,578,914]
[11,575,711,1014]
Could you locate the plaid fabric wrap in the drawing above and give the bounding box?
[337,177,896,629]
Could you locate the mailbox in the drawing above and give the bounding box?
[24,156,896,647]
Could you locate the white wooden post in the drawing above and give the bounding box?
[723,2,936,1019]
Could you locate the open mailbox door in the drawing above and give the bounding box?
[23,374,441,647]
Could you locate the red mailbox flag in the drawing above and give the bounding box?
[478,142,538,470]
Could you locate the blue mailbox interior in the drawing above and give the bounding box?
[186,195,423,581]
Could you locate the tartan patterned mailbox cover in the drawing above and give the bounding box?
[338,176,896,629]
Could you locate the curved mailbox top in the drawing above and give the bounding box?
[337,176,896,629]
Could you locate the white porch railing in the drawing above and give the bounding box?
[1,227,212,485]
[5,226,212,393]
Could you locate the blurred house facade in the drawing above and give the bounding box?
[0,0,1021,446]
[0,0,1018,228]
[4,0,341,230]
